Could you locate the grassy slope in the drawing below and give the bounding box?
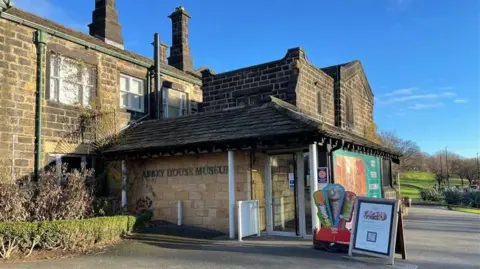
[399,172,463,201]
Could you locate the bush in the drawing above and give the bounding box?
[443,188,462,205]
[420,188,441,202]
[0,165,96,222]
[0,183,29,222]
[459,189,480,208]
[0,216,137,259]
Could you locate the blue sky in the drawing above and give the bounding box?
[14,0,479,157]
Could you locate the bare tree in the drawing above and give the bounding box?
[426,152,447,188]
[379,131,425,174]
[463,158,478,187]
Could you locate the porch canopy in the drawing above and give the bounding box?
[103,97,399,162]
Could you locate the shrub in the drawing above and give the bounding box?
[443,188,462,205]
[420,188,441,202]
[0,165,96,222]
[459,189,480,208]
[0,183,29,222]
[30,167,95,221]
[0,216,136,259]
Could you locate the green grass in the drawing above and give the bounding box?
[451,207,480,215]
[399,171,465,202]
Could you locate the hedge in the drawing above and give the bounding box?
[0,213,150,259]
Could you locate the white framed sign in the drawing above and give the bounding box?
[348,197,400,265]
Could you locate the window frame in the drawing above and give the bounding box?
[48,154,95,178]
[162,87,188,119]
[119,74,145,113]
[48,54,95,107]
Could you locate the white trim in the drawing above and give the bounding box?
[120,73,144,112]
[309,143,320,231]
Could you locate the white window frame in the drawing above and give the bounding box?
[120,74,145,112]
[49,154,94,179]
[162,88,188,118]
[49,54,95,107]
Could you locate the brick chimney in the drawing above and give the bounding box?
[168,6,193,72]
[88,0,124,49]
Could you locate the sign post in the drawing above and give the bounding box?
[348,197,404,265]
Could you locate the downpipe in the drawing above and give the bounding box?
[34,30,46,181]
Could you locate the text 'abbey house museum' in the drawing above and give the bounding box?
[0,0,399,238]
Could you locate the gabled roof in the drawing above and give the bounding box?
[321,60,374,100]
[4,7,201,83]
[104,97,399,161]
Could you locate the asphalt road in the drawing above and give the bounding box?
[2,206,479,269]
[401,206,480,269]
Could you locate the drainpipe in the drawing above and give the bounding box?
[34,30,47,181]
[153,33,162,119]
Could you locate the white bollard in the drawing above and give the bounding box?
[280,197,285,230]
[177,200,182,226]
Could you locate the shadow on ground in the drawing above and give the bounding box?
[138,220,226,239]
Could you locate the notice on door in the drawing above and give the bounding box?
[288,173,295,190]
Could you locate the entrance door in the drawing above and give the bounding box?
[266,154,298,236]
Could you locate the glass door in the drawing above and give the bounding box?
[267,154,298,235]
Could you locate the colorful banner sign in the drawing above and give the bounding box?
[313,184,357,245]
[333,150,382,198]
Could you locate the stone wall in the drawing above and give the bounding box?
[0,19,40,181]
[296,55,335,125]
[201,48,300,112]
[332,61,374,137]
[0,18,202,182]
[201,48,336,127]
[126,152,251,233]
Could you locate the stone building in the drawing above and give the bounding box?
[0,1,201,182]
[0,0,399,239]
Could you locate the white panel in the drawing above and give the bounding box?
[238,200,260,241]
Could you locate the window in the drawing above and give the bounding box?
[120,74,144,112]
[47,155,95,177]
[49,54,95,106]
[163,88,187,118]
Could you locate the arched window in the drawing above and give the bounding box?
[346,96,354,128]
